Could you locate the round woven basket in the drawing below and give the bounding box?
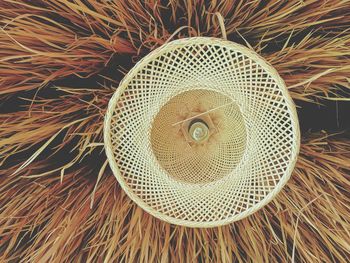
[104,37,300,227]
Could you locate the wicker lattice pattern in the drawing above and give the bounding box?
[104,37,300,227]
[151,89,247,184]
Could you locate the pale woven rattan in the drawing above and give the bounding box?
[104,37,300,228]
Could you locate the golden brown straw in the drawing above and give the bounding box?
[0,0,350,262]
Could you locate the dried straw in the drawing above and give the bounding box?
[1,134,349,262]
[0,0,349,262]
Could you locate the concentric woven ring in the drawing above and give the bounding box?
[104,37,300,227]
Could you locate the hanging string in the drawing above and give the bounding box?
[214,12,227,40]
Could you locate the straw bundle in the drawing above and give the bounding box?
[1,0,349,262]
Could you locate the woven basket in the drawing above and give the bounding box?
[104,37,300,227]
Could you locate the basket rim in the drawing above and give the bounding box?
[104,37,301,228]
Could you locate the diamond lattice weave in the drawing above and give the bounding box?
[104,37,300,227]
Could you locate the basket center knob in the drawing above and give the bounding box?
[188,119,209,143]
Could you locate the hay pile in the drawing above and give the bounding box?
[0,1,349,262]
